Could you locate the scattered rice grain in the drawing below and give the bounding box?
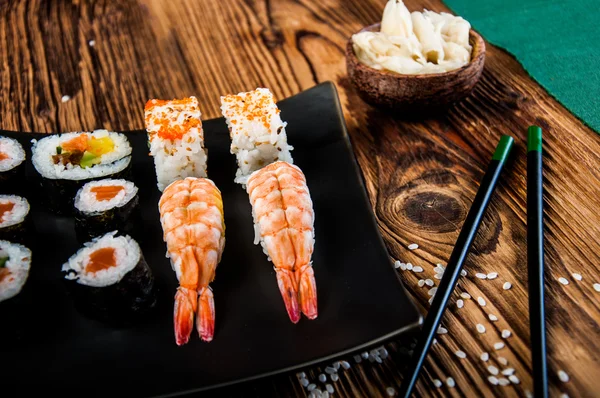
[498,357,508,366]
[406,263,413,270]
[498,378,510,386]
[308,392,315,398]
[333,361,341,370]
[560,394,570,398]
[502,329,511,338]
[509,375,520,384]
[386,386,396,396]
[558,277,569,285]
[394,261,402,269]
[460,292,471,299]
[446,377,455,387]
[299,372,306,379]
[488,376,499,385]
[475,273,487,279]
[477,324,486,333]
[61,95,71,103]
[489,314,498,321]
[301,378,309,387]
[487,365,499,375]
[572,273,582,281]
[457,299,464,309]
[558,370,569,383]
[501,368,515,376]
[437,326,448,334]
[307,383,316,391]
[325,367,336,375]
[425,279,434,286]
[341,360,351,369]
[319,374,327,383]
[434,273,443,280]
[428,287,438,296]
[361,352,369,359]
[408,243,419,250]
[433,379,442,388]
[326,384,334,394]
[331,374,339,382]
[594,283,600,292]
[503,282,512,290]
[461,270,467,276]
[455,350,466,359]
[88,40,95,47]
[487,272,498,279]
[477,297,486,306]
[494,342,505,350]
[480,352,489,361]
[525,390,533,398]
[418,279,425,287]
[413,266,424,273]
[378,348,388,359]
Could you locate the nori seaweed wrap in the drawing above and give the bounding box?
[0,136,27,195]
[73,179,140,243]
[0,195,33,245]
[61,231,157,325]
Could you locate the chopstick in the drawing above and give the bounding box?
[527,126,548,398]
[397,135,514,398]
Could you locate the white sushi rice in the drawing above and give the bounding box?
[31,130,132,180]
[0,136,26,172]
[220,88,293,186]
[145,97,207,191]
[0,195,30,228]
[74,179,138,213]
[0,240,32,303]
[62,231,141,287]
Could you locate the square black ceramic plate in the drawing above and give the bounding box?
[0,82,421,397]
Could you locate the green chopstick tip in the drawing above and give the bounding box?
[492,135,514,161]
[528,126,543,152]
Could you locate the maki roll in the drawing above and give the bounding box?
[31,130,132,214]
[73,179,139,242]
[144,96,208,192]
[220,88,293,186]
[0,195,32,244]
[0,136,26,194]
[61,231,157,324]
[0,240,32,304]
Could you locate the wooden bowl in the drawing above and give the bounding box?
[346,23,486,113]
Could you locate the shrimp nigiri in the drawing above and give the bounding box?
[246,161,317,323]
[158,177,225,345]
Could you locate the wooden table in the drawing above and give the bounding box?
[2,0,599,396]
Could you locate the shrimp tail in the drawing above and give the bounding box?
[276,268,301,323]
[297,264,318,320]
[174,287,197,346]
[196,287,215,342]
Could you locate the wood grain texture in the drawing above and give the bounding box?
[2,0,600,397]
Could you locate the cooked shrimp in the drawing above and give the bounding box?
[158,177,225,345]
[247,161,318,323]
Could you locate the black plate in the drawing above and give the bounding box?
[0,82,421,397]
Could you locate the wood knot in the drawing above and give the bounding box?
[402,191,465,233]
[260,28,284,49]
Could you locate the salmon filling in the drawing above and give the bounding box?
[0,152,8,161]
[0,202,15,221]
[0,267,10,283]
[90,185,125,201]
[86,247,116,273]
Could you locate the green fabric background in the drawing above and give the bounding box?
[443,0,600,133]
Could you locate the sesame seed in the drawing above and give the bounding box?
[476,273,487,279]
[437,326,448,334]
[487,272,498,279]
[498,357,508,366]
[457,299,464,308]
[319,374,327,383]
[326,384,334,394]
[489,314,498,321]
[501,368,515,376]
[558,370,570,382]
[488,365,499,375]
[593,283,600,292]
[509,375,520,384]
[488,376,499,385]
[386,386,396,396]
[502,329,511,338]
[480,352,489,361]
[446,377,455,387]
[477,324,486,333]
[428,287,438,296]
[503,282,512,290]
[558,277,569,285]
[408,243,419,250]
[433,379,442,388]
[425,279,434,286]
[331,374,339,382]
[413,266,424,273]
[572,273,582,281]
[461,270,467,276]
[418,279,425,287]
[477,297,486,306]
[498,378,510,386]
[341,360,351,369]
[494,342,505,350]
[455,350,466,359]
[394,261,402,269]
[61,95,71,103]
[406,263,413,270]
[461,292,471,299]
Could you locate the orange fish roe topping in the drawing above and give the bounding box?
[145,97,202,142]
[90,185,125,201]
[221,89,278,131]
[61,134,89,152]
[86,247,117,273]
[0,152,8,161]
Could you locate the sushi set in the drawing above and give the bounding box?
[0,82,420,396]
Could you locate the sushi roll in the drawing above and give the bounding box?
[220,88,293,186]
[73,179,139,242]
[144,96,208,192]
[0,136,26,194]
[61,231,157,324]
[30,130,132,214]
[0,240,32,304]
[0,195,32,244]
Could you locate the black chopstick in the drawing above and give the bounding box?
[398,135,514,398]
[527,126,548,398]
